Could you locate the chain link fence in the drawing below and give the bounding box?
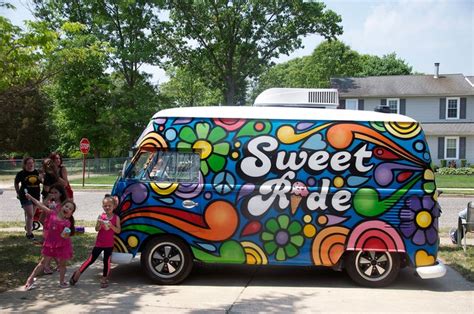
[0,157,128,181]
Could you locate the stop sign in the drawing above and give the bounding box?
[80,138,90,154]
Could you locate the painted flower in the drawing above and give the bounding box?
[261,214,304,261]
[399,195,440,245]
[177,122,230,176]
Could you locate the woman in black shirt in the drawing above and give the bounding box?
[14,157,41,239]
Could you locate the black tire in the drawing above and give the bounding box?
[32,221,41,231]
[345,251,400,288]
[141,235,193,285]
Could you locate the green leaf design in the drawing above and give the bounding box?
[208,126,226,143]
[264,241,277,254]
[275,247,286,261]
[213,142,230,156]
[287,221,302,235]
[179,126,197,143]
[196,122,210,139]
[290,235,304,247]
[277,215,290,229]
[261,231,274,241]
[266,218,279,233]
[208,154,226,172]
[285,243,298,258]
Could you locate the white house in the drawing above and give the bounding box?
[331,64,474,167]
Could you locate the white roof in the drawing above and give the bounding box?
[253,88,339,108]
[152,106,416,122]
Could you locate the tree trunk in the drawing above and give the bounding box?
[224,77,236,106]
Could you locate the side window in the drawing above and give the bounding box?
[126,150,200,183]
[126,151,156,180]
[151,151,200,183]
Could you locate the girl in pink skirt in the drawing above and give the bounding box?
[25,193,76,290]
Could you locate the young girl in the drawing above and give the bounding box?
[69,195,120,288]
[41,183,68,274]
[14,157,41,239]
[50,152,73,200]
[24,194,76,290]
[41,158,59,200]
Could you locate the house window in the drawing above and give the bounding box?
[446,97,460,119]
[445,137,459,159]
[387,98,399,113]
[345,99,358,110]
[127,150,201,183]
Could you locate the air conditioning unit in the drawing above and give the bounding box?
[253,88,339,109]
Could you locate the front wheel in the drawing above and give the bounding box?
[141,235,193,285]
[345,251,400,287]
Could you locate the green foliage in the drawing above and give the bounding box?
[254,41,413,101]
[255,40,361,98]
[161,0,342,105]
[436,167,474,176]
[0,16,57,157]
[160,66,222,106]
[440,159,447,167]
[358,53,412,76]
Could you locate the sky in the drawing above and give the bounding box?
[2,0,473,83]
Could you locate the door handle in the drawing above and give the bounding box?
[182,200,198,208]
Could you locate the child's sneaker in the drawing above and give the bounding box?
[449,228,457,244]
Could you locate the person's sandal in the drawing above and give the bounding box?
[44,267,53,275]
[59,282,69,289]
[100,278,108,288]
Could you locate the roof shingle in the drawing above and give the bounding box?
[331,74,474,98]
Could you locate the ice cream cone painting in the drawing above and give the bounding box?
[290,181,308,215]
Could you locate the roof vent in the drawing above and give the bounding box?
[434,62,440,79]
[253,88,339,108]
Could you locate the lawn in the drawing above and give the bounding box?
[69,175,117,185]
[435,175,474,188]
[438,245,474,282]
[0,232,96,293]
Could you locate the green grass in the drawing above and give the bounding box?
[438,245,474,282]
[0,220,97,229]
[435,175,474,188]
[0,232,96,293]
[69,175,117,185]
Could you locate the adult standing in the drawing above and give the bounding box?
[41,158,59,200]
[14,157,41,239]
[50,152,73,200]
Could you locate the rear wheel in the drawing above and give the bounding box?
[346,251,400,287]
[141,235,193,285]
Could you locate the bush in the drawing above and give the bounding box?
[440,159,447,167]
[461,159,467,167]
[437,167,474,175]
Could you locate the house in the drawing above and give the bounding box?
[330,64,474,167]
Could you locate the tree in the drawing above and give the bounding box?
[254,40,361,98]
[33,0,167,152]
[159,66,222,107]
[45,22,114,157]
[160,0,342,106]
[254,41,413,101]
[358,53,412,76]
[0,16,57,157]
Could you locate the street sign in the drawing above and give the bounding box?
[80,138,90,154]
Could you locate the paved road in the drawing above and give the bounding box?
[0,261,473,313]
[0,190,471,229]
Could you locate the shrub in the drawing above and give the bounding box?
[460,159,467,167]
[437,167,474,175]
[440,159,447,168]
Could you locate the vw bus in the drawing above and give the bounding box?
[111,89,446,287]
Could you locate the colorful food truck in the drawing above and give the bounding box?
[111,89,446,287]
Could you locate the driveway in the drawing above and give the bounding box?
[0,260,473,313]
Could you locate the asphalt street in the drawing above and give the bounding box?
[0,189,471,229]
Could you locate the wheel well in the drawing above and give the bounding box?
[138,233,194,259]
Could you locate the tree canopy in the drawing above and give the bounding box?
[160,0,343,105]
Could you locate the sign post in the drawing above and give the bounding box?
[80,138,90,187]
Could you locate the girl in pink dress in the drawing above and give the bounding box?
[25,194,76,290]
[69,195,120,288]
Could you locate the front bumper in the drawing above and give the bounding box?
[416,260,447,279]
